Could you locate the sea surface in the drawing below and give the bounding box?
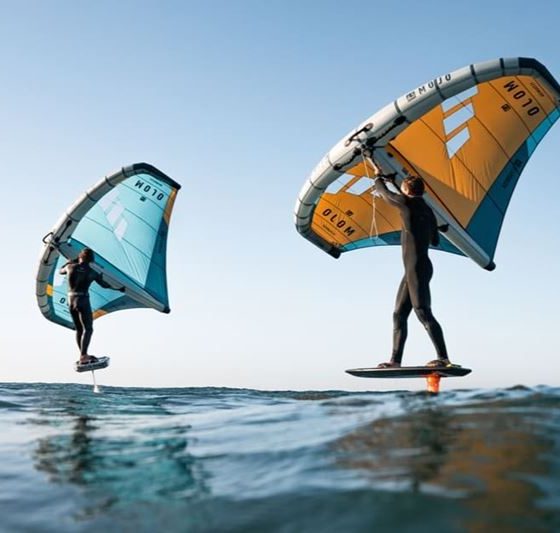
[1,383,559,533]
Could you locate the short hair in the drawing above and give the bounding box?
[79,248,94,263]
[403,176,425,196]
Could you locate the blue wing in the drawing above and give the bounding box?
[36,164,180,329]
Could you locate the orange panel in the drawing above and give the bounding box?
[311,191,401,248]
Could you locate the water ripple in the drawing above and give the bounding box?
[0,383,559,532]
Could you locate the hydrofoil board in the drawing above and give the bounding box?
[346,366,471,378]
[346,365,471,393]
[75,356,110,373]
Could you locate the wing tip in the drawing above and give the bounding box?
[328,247,342,259]
[128,163,182,190]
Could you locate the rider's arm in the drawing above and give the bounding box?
[374,177,406,208]
[59,260,75,275]
[94,273,112,289]
[370,158,406,208]
[94,272,126,292]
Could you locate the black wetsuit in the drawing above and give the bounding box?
[375,179,448,363]
[59,261,111,356]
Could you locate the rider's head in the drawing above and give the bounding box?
[78,248,94,264]
[401,176,425,197]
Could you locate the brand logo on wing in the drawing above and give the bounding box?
[442,86,478,159]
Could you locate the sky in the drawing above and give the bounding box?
[1,0,559,391]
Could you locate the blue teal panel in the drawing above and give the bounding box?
[467,108,560,258]
[92,293,145,316]
[342,230,464,256]
[342,230,402,251]
[48,255,74,328]
[145,218,170,305]
[71,172,176,305]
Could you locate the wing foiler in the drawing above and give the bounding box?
[36,163,181,329]
[294,57,560,270]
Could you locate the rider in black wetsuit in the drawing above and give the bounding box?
[372,166,452,368]
[59,248,122,365]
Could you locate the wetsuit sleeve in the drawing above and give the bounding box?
[430,209,440,246]
[94,273,112,289]
[59,261,74,275]
[374,178,406,208]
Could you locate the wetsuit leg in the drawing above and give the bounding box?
[408,261,448,359]
[392,275,413,364]
[69,296,84,351]
[76,298,94,356]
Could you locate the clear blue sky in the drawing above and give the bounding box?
[2,0,559,390]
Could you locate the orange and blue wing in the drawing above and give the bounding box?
[295,58,560,269]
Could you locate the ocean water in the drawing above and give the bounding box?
[1,383,559,533]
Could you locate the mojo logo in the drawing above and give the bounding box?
[442,86,478,158]
[407,74,452,103]
[134,179,166,202]
[322,208,355,237]
[503,80,540,116]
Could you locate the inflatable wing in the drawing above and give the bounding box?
[36,163,181,329]
[295,58,560,270]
